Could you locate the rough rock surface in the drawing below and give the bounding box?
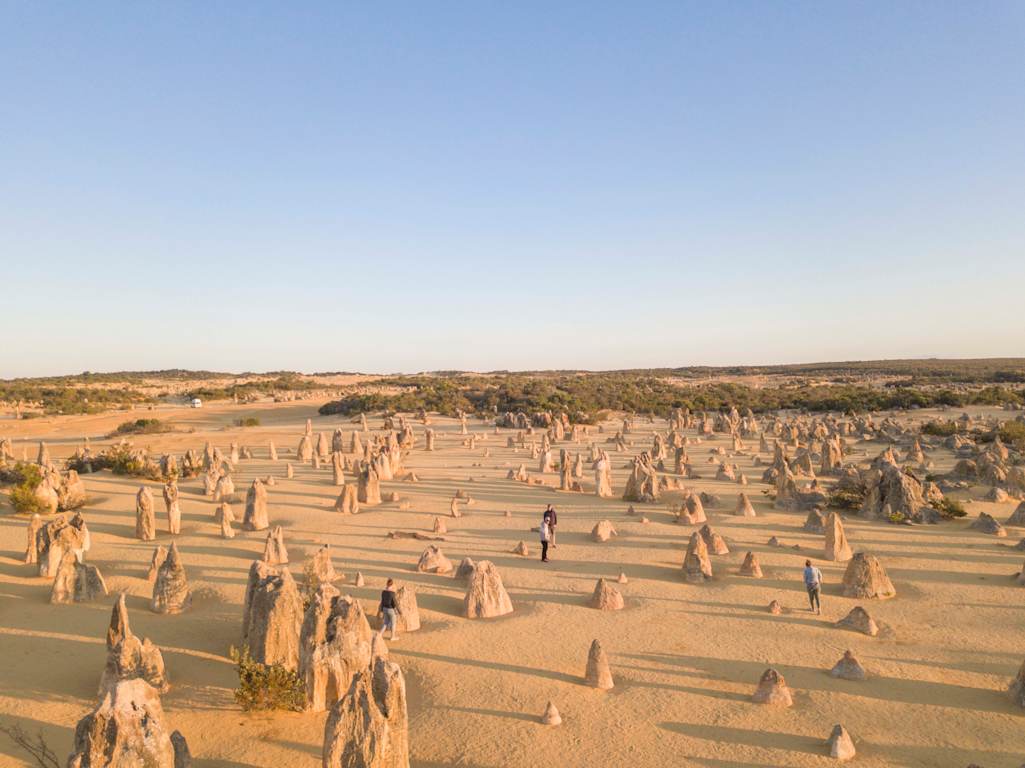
[970,512,1007,537]
[136,486,156,541]
[842,553,896,599]
[101,593,169,694]
[830,650,867,681]
[683,532,712,582]
[67,678,190,768]
[540,701,562,726]
[591,519,618,542]
[751,668,793,706]
[151,542,191,614]
[824,512,853,562]
[50,549,107,604]
[584,639,614,689]
[733,492,756,517]
[416,545,453,575]
[589,578,624,610]
[243,480,270,531]
[242,560,303,670]
[322,658,409,768]
[828,724,856,761]
[299,586,374,713]
[463,561,513,619]
[739,551,763,578]
[836,606,879,636]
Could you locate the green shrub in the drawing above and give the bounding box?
[921,420,958,437]
[827,485,865,510]
[5,463,47,514]
[108,418,170,437]
[69,443,163,480]
[229,645,305,712]
[934,497,967,518]
[233,417,261,427]
[999,420,1025,451]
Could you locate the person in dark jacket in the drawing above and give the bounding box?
[540,512,552,563]
[378,578,400,639]
[545,504,558,548]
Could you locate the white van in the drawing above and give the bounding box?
[191,398,203,409]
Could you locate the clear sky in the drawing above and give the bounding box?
[2,2,1023,377]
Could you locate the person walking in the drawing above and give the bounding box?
[378,578,400,640]
[803,559,823,614]
[540,512,552,563]
[545,503,558,548]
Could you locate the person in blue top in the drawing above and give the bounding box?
[803,559,823,614]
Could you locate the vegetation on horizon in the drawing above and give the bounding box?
[319,374,1025,420]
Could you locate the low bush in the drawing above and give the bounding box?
[921,420,958,437]
[108,418,170,437]
[5,463,48,514]
[827,485,865,510]
[934,497,967,518]
[229,645,305,712]
[67,443,163,481]
[234,417,261,427]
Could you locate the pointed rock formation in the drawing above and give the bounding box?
[51,549,108,604]
[739,551,763,578]
[394,586,420,633]
[358,463,382,505]
[589,578,624,611]
[512,541,530,557]
[827,724,856,761]
[830,650,867,681]
[683,532,712,582]
[67,678,190,768]
[243,479,269,531]
[334,483,360,515]
[463,561,513,619]
[23,513,43,564]
[101,593,169,693]
[540,701,562,726]
[151,543,191,614]
[217,502,235,538]
[135,486,156,542]
[733,492,756,517]
[263,525,289,565]
[824,512,853,562]
[322,658,409,768]
[162,481,182,535]
[307,545,339,585]
[299,587,374,713]
[242,561,303,670]
[768,600,783,615]
[803,508,826,534]
[751,668,793,706]
[584,639,614,689]
[842,553,896,599]
[679,493,707,525]
[146,545,168,582]
[836,606,879,636]
[699,524,729,555]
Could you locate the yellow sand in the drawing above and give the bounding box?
[1,402,1022,767]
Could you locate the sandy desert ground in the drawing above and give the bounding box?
[1,400,1023,767]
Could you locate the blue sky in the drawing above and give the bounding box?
[2,2,1023,376]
